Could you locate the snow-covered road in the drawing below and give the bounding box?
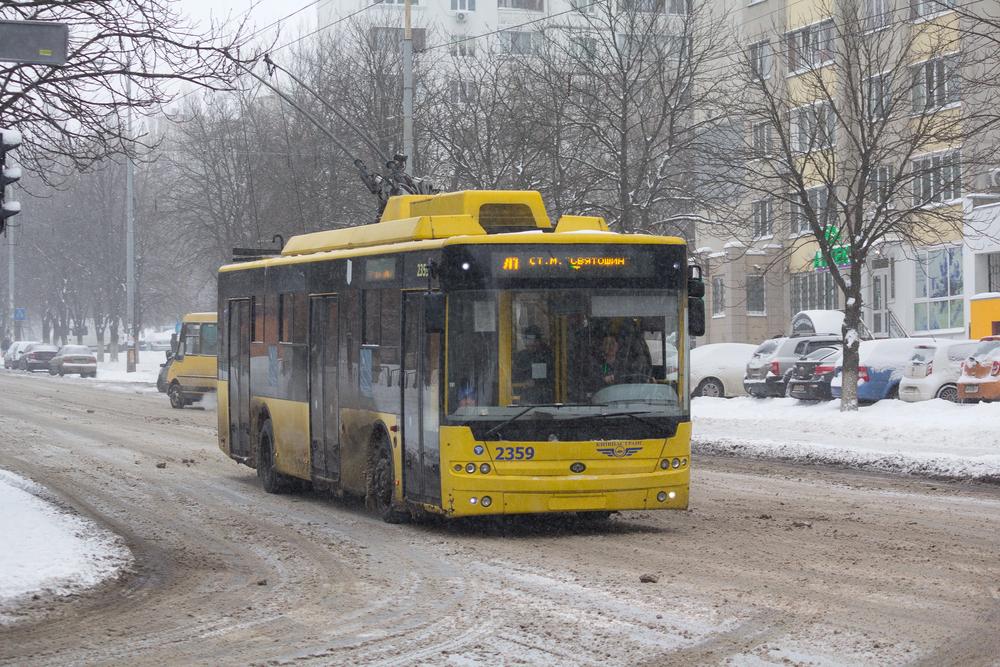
[693,396,1000,481]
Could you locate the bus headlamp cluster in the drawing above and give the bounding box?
[660,458,688,470]
[468,495,493,507]
[460,462,492,474]
[656,491,678,502]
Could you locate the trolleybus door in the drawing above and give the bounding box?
[309,295,341,481]
[228,299,252,460]
[401,292,442,504]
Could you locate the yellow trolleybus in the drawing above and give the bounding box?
[217,190,705,521]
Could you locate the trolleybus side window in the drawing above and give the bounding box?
[252,297,264,342]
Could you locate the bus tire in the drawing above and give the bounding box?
[257,419,292,494]
[168,382,186,409]
[367,433,407,524]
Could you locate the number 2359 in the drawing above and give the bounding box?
[495,446,535,461]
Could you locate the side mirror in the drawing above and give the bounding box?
[688,297,706,337]
[688,264,706,337]
[165,351,173,361]
[424,292,445,333]
[170,333,178,354]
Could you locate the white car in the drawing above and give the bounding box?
[691,343,757,398]
[3,340,38,369]
[898,339,977,403]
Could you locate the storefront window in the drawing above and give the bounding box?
[914,246,963,331]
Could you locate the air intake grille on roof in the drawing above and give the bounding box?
[479,203,537,233]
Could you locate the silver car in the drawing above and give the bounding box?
[744,335,842,397]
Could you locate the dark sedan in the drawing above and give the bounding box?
[787,347,841,401]
[19,343,59,372]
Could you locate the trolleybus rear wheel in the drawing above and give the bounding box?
[257,419,293,494]
[368,434,407,524]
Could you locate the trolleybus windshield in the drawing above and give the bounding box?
[446,288,684,422]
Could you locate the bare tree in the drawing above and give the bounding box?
[710,0,1000,410]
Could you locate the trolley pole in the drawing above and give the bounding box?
[125,73,138,371]
[402,0,415,166]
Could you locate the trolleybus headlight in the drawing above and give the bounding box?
[473,445,485,455]
[671,458,681,469]
[657,491,667,502]
[470,497,478,504]
[480,463,491,474]
[668,491,676,500]
[660,459,670,470]
[454,464,463,472]
[480,496,492,508]
[466,463,476,473]
[682,458,687,466]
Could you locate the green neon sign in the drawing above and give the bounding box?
[812,225,851,271]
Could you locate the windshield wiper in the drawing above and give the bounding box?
[482,403,593,439]
[567,410,662,430]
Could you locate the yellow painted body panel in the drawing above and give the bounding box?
[554,215,609,233]
[437,423,692,517]
[971,297,1000,339]
[256,397,311,479]
[217,379,230,455]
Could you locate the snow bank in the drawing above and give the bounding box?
[0,470,131,622]
[693,397,1000,482]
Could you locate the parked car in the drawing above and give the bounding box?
[19,343,59,372]
[3,340,37,369]
[957,337,1000,403]
[48,344,98,378]
[744,334,842,397]
[787,347,842,401]
[157,355,173,393]
[691,343,756,397]
[831,339,927,402]
[899,339,978,403]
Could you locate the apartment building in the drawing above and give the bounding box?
[699,0,1000,345]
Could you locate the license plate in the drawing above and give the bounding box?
[965,385,979,393]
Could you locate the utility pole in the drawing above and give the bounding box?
[402,0,414,166]
[125,73,138,371]
[7,225,15,340]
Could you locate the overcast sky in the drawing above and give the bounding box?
[176,0,315,46]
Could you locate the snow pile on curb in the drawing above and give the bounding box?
[0,469,132,622]
[692,397,1000,482]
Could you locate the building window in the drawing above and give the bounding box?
[791,186,834,234]
[911,0,955,19]
[450,38,476,58]
[749,40,772,79]
[914,246,963,331]
[790,271,839,313]
[622,0,664,11]
[500,30,543,55]
[570,0,595,13]
[668,0,691,14]
[499,0,544,10]
[912,150,961,206]
[448,78,479,103]
[863,0,891,31]
[785,18,834,73]
[752,121,772,158]
[383,0,418,4]
[451,0,476,10]
[752,198,773,238]
[867,72,891,120]
[712,276,725,317]
[747,275,766,315]
[911,56,960,112]
[988,253,1000,292]
[867,164,894,206]
[790,102,835,152]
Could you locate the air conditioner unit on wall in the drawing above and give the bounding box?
[455,11,466,22]
[990,168,1000,190]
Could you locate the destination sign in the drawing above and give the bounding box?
[491,250,655,278]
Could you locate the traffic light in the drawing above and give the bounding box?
[1,126,22,235]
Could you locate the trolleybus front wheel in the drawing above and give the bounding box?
[257,419,294,494]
